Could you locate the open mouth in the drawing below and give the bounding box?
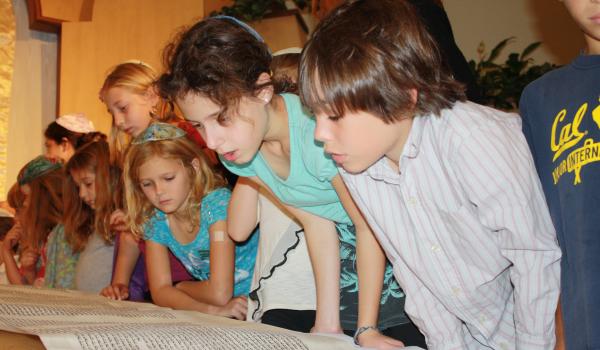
[221,150,237,162]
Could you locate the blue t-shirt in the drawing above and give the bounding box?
[144,188,259,296]
[221,94,408,329]
[222,94,350,225]
[520,54,600,350]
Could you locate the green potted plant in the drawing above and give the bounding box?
[468,37,558,110]
[210,0,310,52]
[211,0,288,21]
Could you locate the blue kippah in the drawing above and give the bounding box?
[19,156,62,185]
[131,122,186,145]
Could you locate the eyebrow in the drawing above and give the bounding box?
[139,171,176,181]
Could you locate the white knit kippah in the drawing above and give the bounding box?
[56,113,95,133]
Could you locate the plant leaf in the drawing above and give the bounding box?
[488,37,514,63]
[520,42,541,60]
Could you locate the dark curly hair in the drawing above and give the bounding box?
[158,18,273,117]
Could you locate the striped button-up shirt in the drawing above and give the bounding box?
[340,102,561,350]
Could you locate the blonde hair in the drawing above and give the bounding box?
[64,140,121,252]
[123,136,225,238]
[99,61,181,165]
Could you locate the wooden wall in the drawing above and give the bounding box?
[27,0,307,135]
[58,0,205,134]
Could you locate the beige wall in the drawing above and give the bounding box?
[5,0,588,197]
[59,0,205,136]
[6,0,57,197]
[444,0,585,65]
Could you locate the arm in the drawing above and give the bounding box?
[453,123,561,348]
[332,175,403,348]
[555,298,565,350]
[175,220,236,306]
[227,177,259,242]
[1,222,29,285]
[286,205,343,334]
[248,176,342,333]
[146,239,246,319]
[101,231,140,300]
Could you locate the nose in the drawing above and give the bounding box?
[204,125,224,151]
[314,115,332,143]
[113,113,125,129]
[154,182,163,197]
[79,186,87,201]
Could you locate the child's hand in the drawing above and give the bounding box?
[100,283,129,300]
[2,222,22,252]
[19,248,39,269]
[109,210,129,232]
[33,277,45,288]
[217,296,248,320]
[356,329,405,349]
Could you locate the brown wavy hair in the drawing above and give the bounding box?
[123,136,225,238]
[157,17,282,120]
[64,140,121,252]
[17,167,64,250]
[299,0,465,122]
[272,52,300,94]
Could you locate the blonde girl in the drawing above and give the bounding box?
[123,123,258,319]
[99,61,199,300]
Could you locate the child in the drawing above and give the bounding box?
[0,209,15,285]
[158,15,420,348]
[1,184,23,285]
[519,1,600,349]
[228,48,317,329]
[1,156,64,286]
[64,140,120,293]
[123,123,258,319]
[44,113,102,164]
[298,1,562,349]
[99,61,197,300]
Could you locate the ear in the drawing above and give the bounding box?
[60,137,70,151]
[409,88,418,105]
[255,72,274,105]
[145,86,160,107]
[191,158,201,173]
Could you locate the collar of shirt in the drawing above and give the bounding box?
[364,115,428,184]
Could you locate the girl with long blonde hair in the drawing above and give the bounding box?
[123,123,258,318]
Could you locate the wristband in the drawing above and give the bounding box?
[353,325,378,345]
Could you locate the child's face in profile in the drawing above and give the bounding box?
[138,156,194,215]
[70,169,96,209]
[176,92,267,164]
[563,0,600,53]
[103,87,155,137]
[314,108,413,174]
[44,138,71,164]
